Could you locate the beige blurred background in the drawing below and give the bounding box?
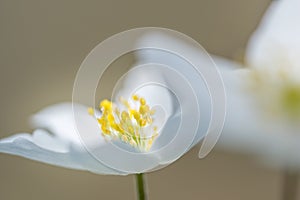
[1,0,295,199]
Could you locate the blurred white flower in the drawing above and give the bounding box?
[216,0,300,170]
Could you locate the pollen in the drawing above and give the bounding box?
[132,94,139,101]
[88,107,95,116]
[89,94,159,152]
[140,97,146,105]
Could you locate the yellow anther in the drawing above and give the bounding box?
[101,126,111,135]
[107,113,115,123]
[139,119,147,127]
[129,109,140,121]
[128,126,134,134]
[90,94,159,152]
[139,105,149,115]
[97,118,104,125]
[116,124,124,133]
[100,99,112,110]
[110,121,118,130]
[132,94,139,101]
[88,107,95,115]
[140,98,146,105]
[121,111,129,121]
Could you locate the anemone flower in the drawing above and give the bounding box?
[0,28,225,199]
[214,0,300,199]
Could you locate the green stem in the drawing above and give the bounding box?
[135,173,147,200]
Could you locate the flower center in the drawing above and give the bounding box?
[88,94,158,152]
[281,85,300,118]
[249,68,300,121]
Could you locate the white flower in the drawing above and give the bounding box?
[0,30,220,174]
[0,69,175,175]
[216,0,300,170]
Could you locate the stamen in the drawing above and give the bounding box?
[90,94,159,152]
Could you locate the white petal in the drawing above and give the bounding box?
[246,0,300,77]
[132,49,210,146]
[31,103,107,148]
[6,103,126,175]
[215,57,300,171]
[113,65,177,119]
[0,129,125,175]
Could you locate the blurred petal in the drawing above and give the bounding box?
[246,0,300,72]
[215,56,300,170]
